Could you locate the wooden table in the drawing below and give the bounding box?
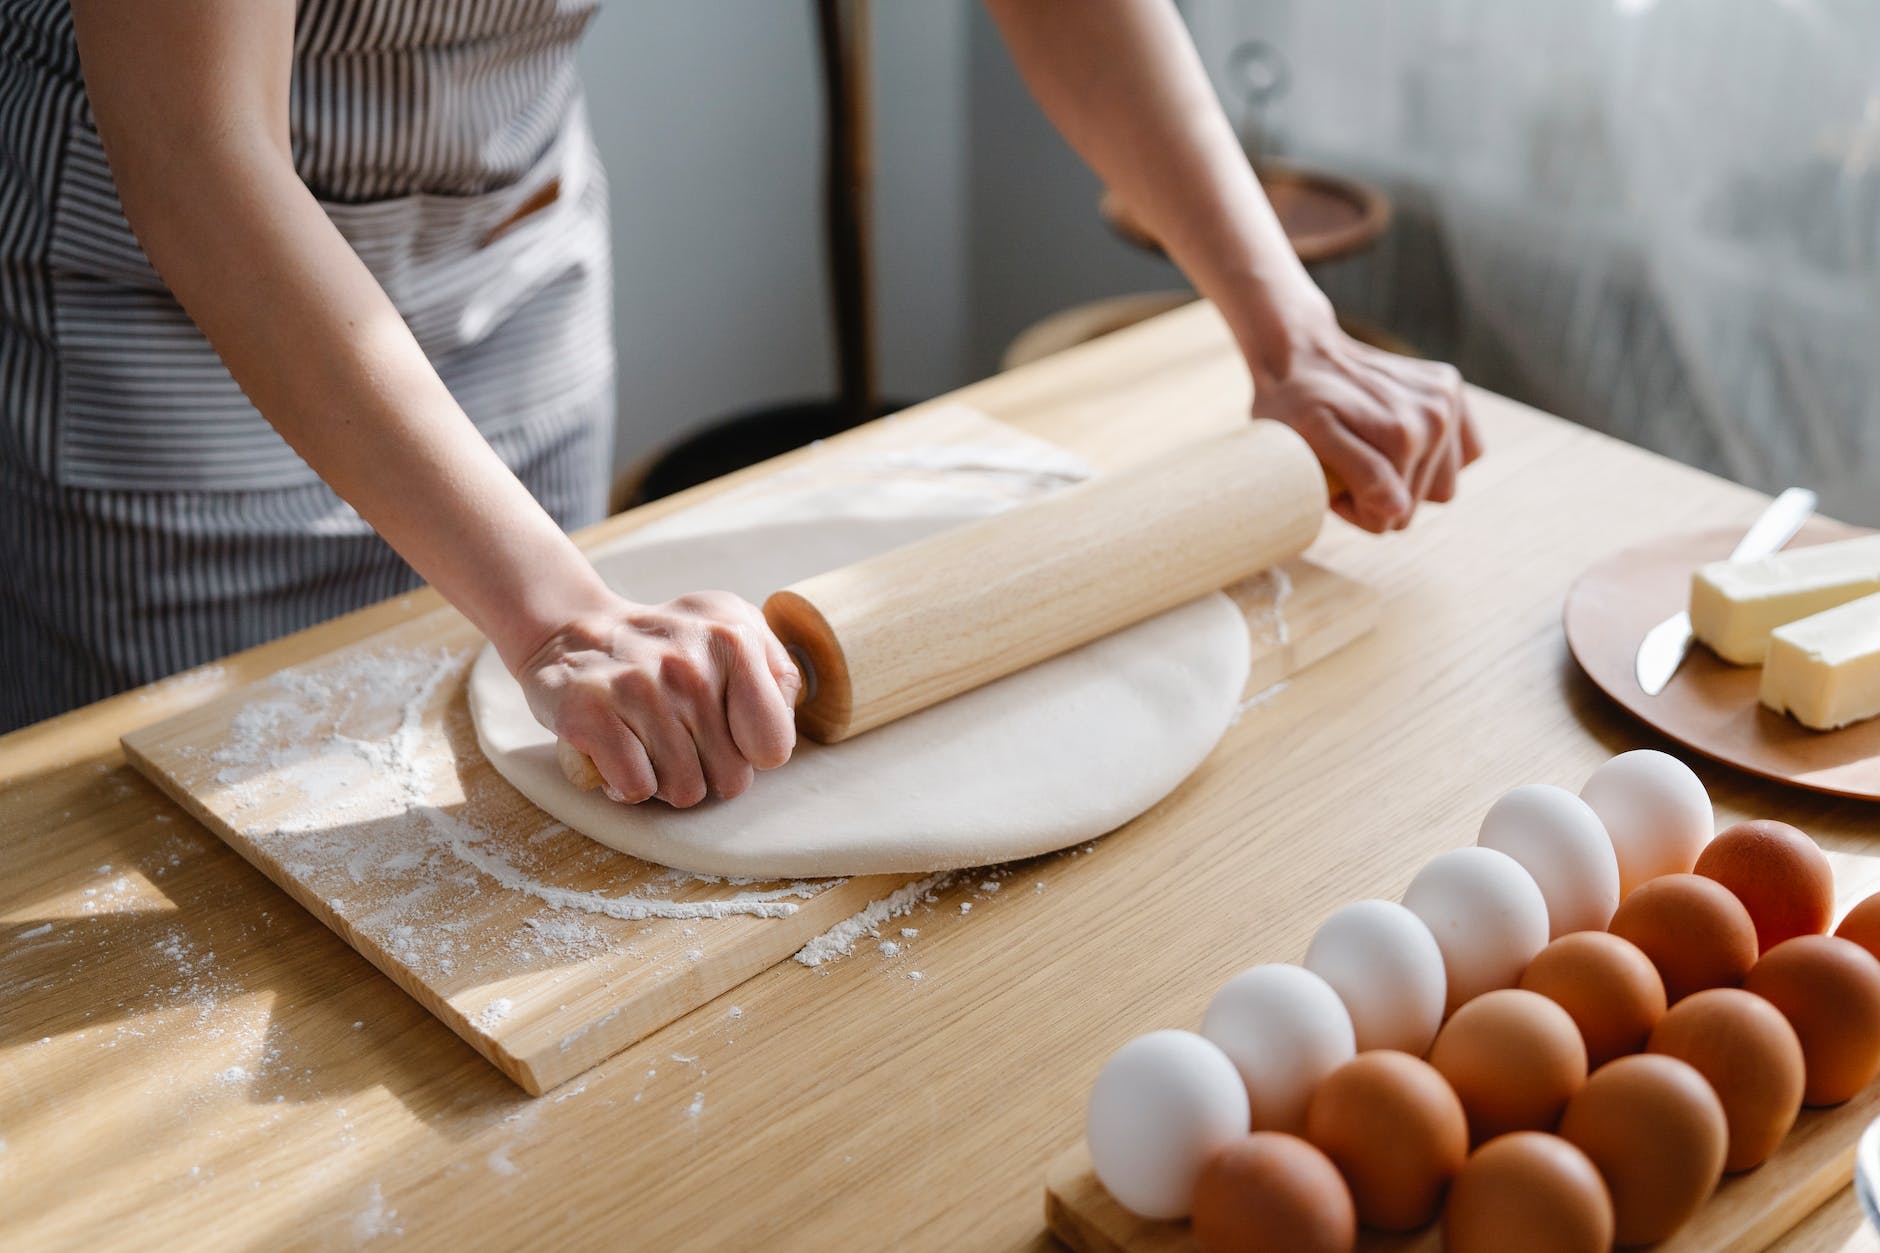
[4,303,1876,1251]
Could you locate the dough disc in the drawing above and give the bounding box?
[468,500,1251,878]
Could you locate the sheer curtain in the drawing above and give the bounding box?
[1187,0,1880,523]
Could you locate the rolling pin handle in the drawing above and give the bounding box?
[786,644,818,707]
[559,739,606,792]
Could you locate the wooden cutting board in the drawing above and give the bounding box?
[122,406,1378,1096]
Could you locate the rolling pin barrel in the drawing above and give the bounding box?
[764,418,1329,744]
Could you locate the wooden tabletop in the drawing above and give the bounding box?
[4,302,1877,1251]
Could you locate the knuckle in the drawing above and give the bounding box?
[706,621,747,656]
[658,651,715,700]
[662,780,708,809]
[714,765,756,801]
[609,667,659,706]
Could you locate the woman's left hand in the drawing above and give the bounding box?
[1249,319,1484,534]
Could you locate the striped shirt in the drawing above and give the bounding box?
[0,0,615,729]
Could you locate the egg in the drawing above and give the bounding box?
[1519,930,1667,1067]
[1557,1053,1728,1245]
[1403,847,1550,1015]
[1579,749,1713,896]
[1477,783,1621,937]
[1086,1030,1250,1219]
[1191,1133,1356,1253]
[1835,891,1880,963]
[1646,987,1804,1171]
[1427,989,1588,1144]
[1742,935,1880,1106]
[1302,899,1447,1055]
[1304,1051,1469,1231]
[1693,820,1834,954]
[1201,965,1355,1134]
[1443,1132,1614,1253]
[1607,873,1758,1003]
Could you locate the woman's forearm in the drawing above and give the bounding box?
[122,144,612,668]
[985,0,1481,535]
[73,0,610,671]
[982,0,1332,378]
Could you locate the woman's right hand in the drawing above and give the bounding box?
[515,590,802,807]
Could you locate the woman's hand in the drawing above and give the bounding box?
[516,591,802,808]
[1250,317,1483,534]
[981,0,1482,533]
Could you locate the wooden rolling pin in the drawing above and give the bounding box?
[559,419,1333,790]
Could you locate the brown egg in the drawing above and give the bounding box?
[1519,930,1668,1067]
[1443,1132,1614,1253]
[1693,820,1834,954]
[1646,988,1804,1171]
[1427,989,1587,1144]
[1607,873,1758,1003]
[1742,934,1880,1106]
[1192,1133,1356,1253]
[1834,891,1880,964]
[1557,1054,1727,1245]
[1304,1051,1469,1231]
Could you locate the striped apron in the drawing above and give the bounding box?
[0,0,615,731]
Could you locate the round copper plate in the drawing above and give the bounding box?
[1101,162,1391,265]
[1564,521,1880,801]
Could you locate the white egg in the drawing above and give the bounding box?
[1086,1029,1250,1219]
[1200,964,1355,1134]
[1302,899,1447,1055]
[1579,749,1714,896]
[1403,846,1549,1015]
[1477,783,1621,938]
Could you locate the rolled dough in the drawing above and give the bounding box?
[468,478,1251,879]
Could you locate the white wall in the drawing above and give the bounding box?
[577,3,831,468]
[577,1,992,471]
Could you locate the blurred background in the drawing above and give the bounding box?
[579,0,1880,524]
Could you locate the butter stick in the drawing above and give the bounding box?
[1760,591,1880,730]
[1691,534,1880,665]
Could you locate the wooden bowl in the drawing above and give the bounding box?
[1101,161,1391,265]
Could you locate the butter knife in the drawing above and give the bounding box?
[1634,487,1818,696]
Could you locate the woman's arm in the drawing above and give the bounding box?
[71,0,797,805]
[984,0,1480,533]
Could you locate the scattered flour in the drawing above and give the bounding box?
[200,643,849,989]
[474,999,514,1031]
[1242,564,1293,646]
[352,1182,402,1241]
[449,837,830,922]
[1232,679,1291,725]
[793,874,952,967]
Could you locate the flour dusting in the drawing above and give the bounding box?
[1231,679,1292,727]
[201,643,848,986]
[1241,565,1293,646]
[793,874,952,966]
